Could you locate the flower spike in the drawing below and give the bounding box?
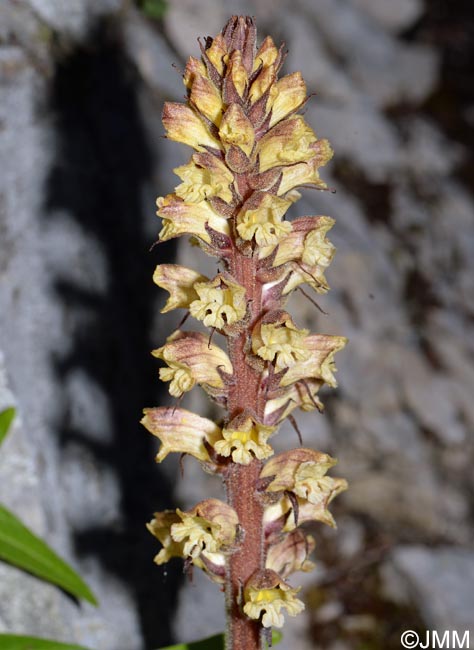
[146,15,347,649]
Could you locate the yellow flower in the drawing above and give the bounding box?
[263,476,348,532]
[302,226,336,269]
[141,407,221,463]
[147,506,231,584]
[147,510,183,564]
[243,570,304,628]
[183,56,208,89]
[266,530,316,578]
[269,72,307,127]
[264,378,326,426]
[189,73,223,124]
[252,35,279,72]
[280,334,347,387]
[157,194,229,244]
[249,64,276,104]
[261,448,339,504]
[153,330,233,398]
[257,115,319,172]
[171,498,239,558]
[205,34,227,74]
[218,103,255,157]
[189,274,247,329]
[252,313,310,370]
[162,102,221,151]
[153,264,207,313]
[236,193,292,249]
[174,153,234,204]
[159,365,194,397]
[226,50,248,98]
[269,216,336,295]
[214,414,276,465]
[277,140,333,194]
[271,216,335,267]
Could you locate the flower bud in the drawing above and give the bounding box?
[162,102,220,151]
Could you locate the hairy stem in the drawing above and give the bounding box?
[225,249,265,650]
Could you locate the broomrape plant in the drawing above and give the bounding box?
[143,16,348,650]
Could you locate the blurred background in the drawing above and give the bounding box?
[0,0,473,648]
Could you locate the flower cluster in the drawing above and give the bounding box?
[142,16,347,645]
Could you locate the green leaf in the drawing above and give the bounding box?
[156,629,282,650]
[270,630,282,646]
[0,505,97,605]
[0,407,16,447]
[156,633,223,650]
[0,635,91,650]
[141,0,168,20]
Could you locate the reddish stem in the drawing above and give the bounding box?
[224,247,265,650]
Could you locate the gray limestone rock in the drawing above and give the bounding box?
[389,547,474,638]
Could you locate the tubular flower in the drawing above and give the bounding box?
[219,103,255,157]
[237,193,292,249]
[189,274,247,330]
[153,264,208,313]
[147,505,232,584]
[152,331,233,399]
[146,15,348,646]
[264,377,333,426]
[243,570,305,628]
[162,102,221,151]
[268,72,307,127]
[189,72,224,124]
[263,473,348,532]
[272,216,335,269]
[280,334,348,387]
[141,407,221,463]
[214,413,276,465]
[265,529,316,578]
[277,141,333,194]
[174,154,234,204]
[268,215,336,295]
[257,116,320,173]
[260,448,341,504]
[252,312,310,370]
[147,510,184,564]
[156,194,229,245]
[171,499,239,558]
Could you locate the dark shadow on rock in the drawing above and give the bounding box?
[44,17,181,649]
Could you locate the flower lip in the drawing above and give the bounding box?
[189,273,247,330]
[214,412,276,465]
[171,498,239,558]
[243,569,305,628]
[252,311,310,371]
